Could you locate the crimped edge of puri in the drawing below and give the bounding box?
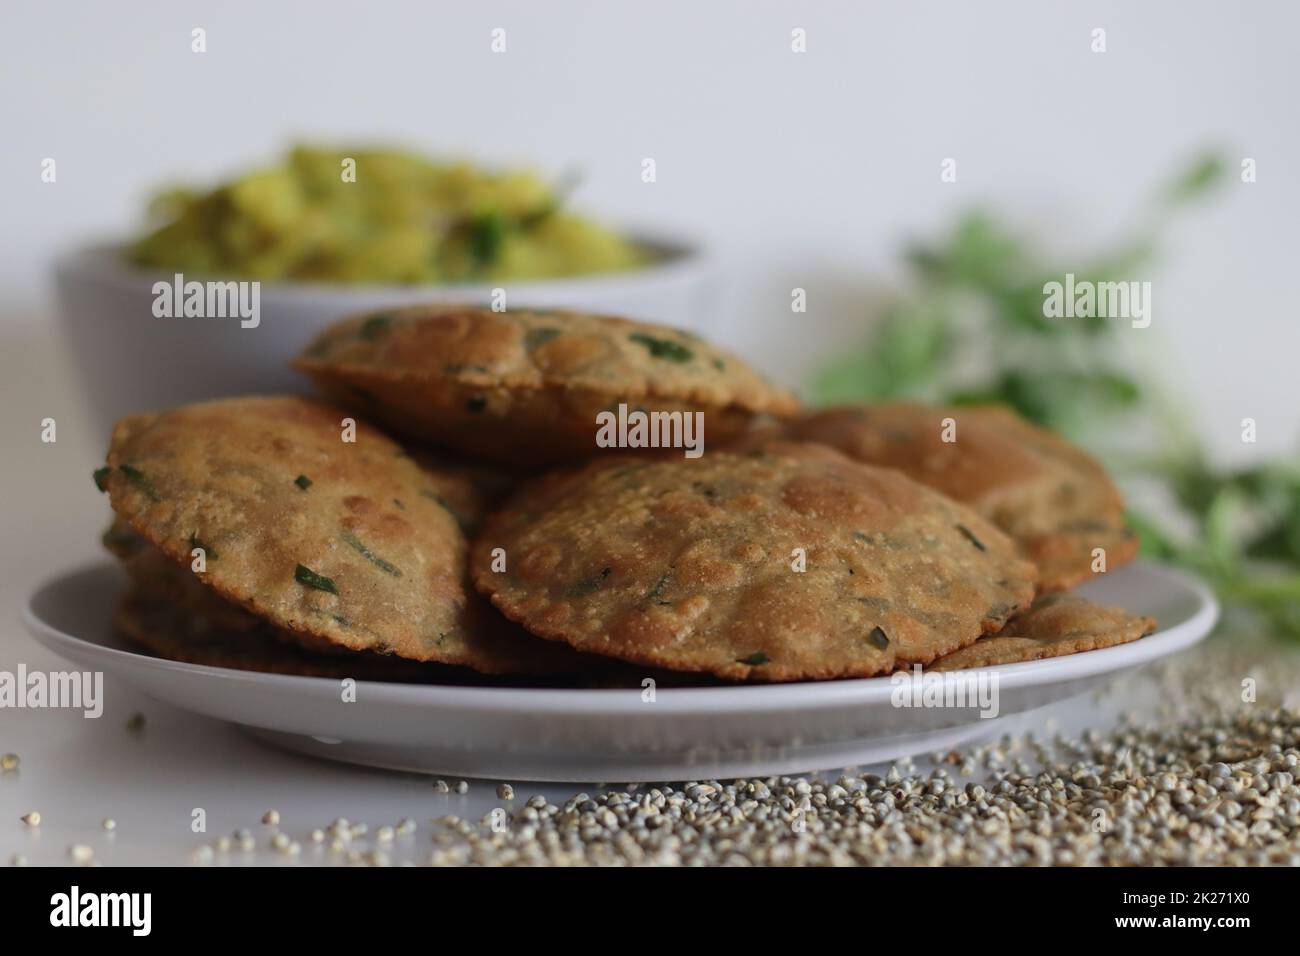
[1027,527,1141,593]
[292,359,801,420]
[476,584,1028,681]
[472,457,1036,682]
[475,592,864,682]
[928,611,1157,672]
[292,308,801,418]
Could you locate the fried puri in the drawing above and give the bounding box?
[101,395,585,675]
[292,305,800,467]
[763,403,1137,591]
[471,444,1038,681]
[928,593,1157,670]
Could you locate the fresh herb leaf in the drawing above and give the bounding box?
[806,150,1300,643]
[294,474,312,491]
[468,210,507,268]
[420,489,468,532]
[188,534,217,559]
[867,626,890,650]
[295,564,337,594]
[568,566,611,597]
[340,529,401,577]
[359,313,395,340]
[93,467,112,492]
[629,332,693,363]
[956,524,986,552]
[119,464,160,502]
[1163,153,1226,204]
[646,570,672,604]
[524,326,562,350]
[738,652,770,666]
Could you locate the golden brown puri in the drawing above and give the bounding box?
[111,526,683,686]
[766,403,1137,592]
[292,305,800,467]
[928,593,1157,671]
[115,584,714,688]
[471,444,1038,681]
[101,395,589,675]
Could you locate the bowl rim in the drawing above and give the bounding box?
[53,228,712,300]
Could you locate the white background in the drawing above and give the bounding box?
[3,0,1299,459]
[0,0,1296,865]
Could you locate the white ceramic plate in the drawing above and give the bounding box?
[24,560,1217,782]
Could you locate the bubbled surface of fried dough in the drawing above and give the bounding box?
[102,395,584,674]
[293,305,800,466]
[472,444,1038,681]
[928,593,1156,670]
[771,403,1137,591]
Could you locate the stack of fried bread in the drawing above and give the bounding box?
[97,305,1154,685]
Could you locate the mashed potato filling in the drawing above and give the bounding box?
[131,146,643,284]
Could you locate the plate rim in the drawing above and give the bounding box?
[22,559,1219,718]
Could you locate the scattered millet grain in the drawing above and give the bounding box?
[67,844,94,864]
[186,635,1300,866]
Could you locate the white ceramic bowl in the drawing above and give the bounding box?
[25,560,1216,781]
[53,234,716,436]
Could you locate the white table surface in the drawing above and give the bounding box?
[0,319,1206,866]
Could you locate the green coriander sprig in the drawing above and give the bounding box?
[811,152,1300,640]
